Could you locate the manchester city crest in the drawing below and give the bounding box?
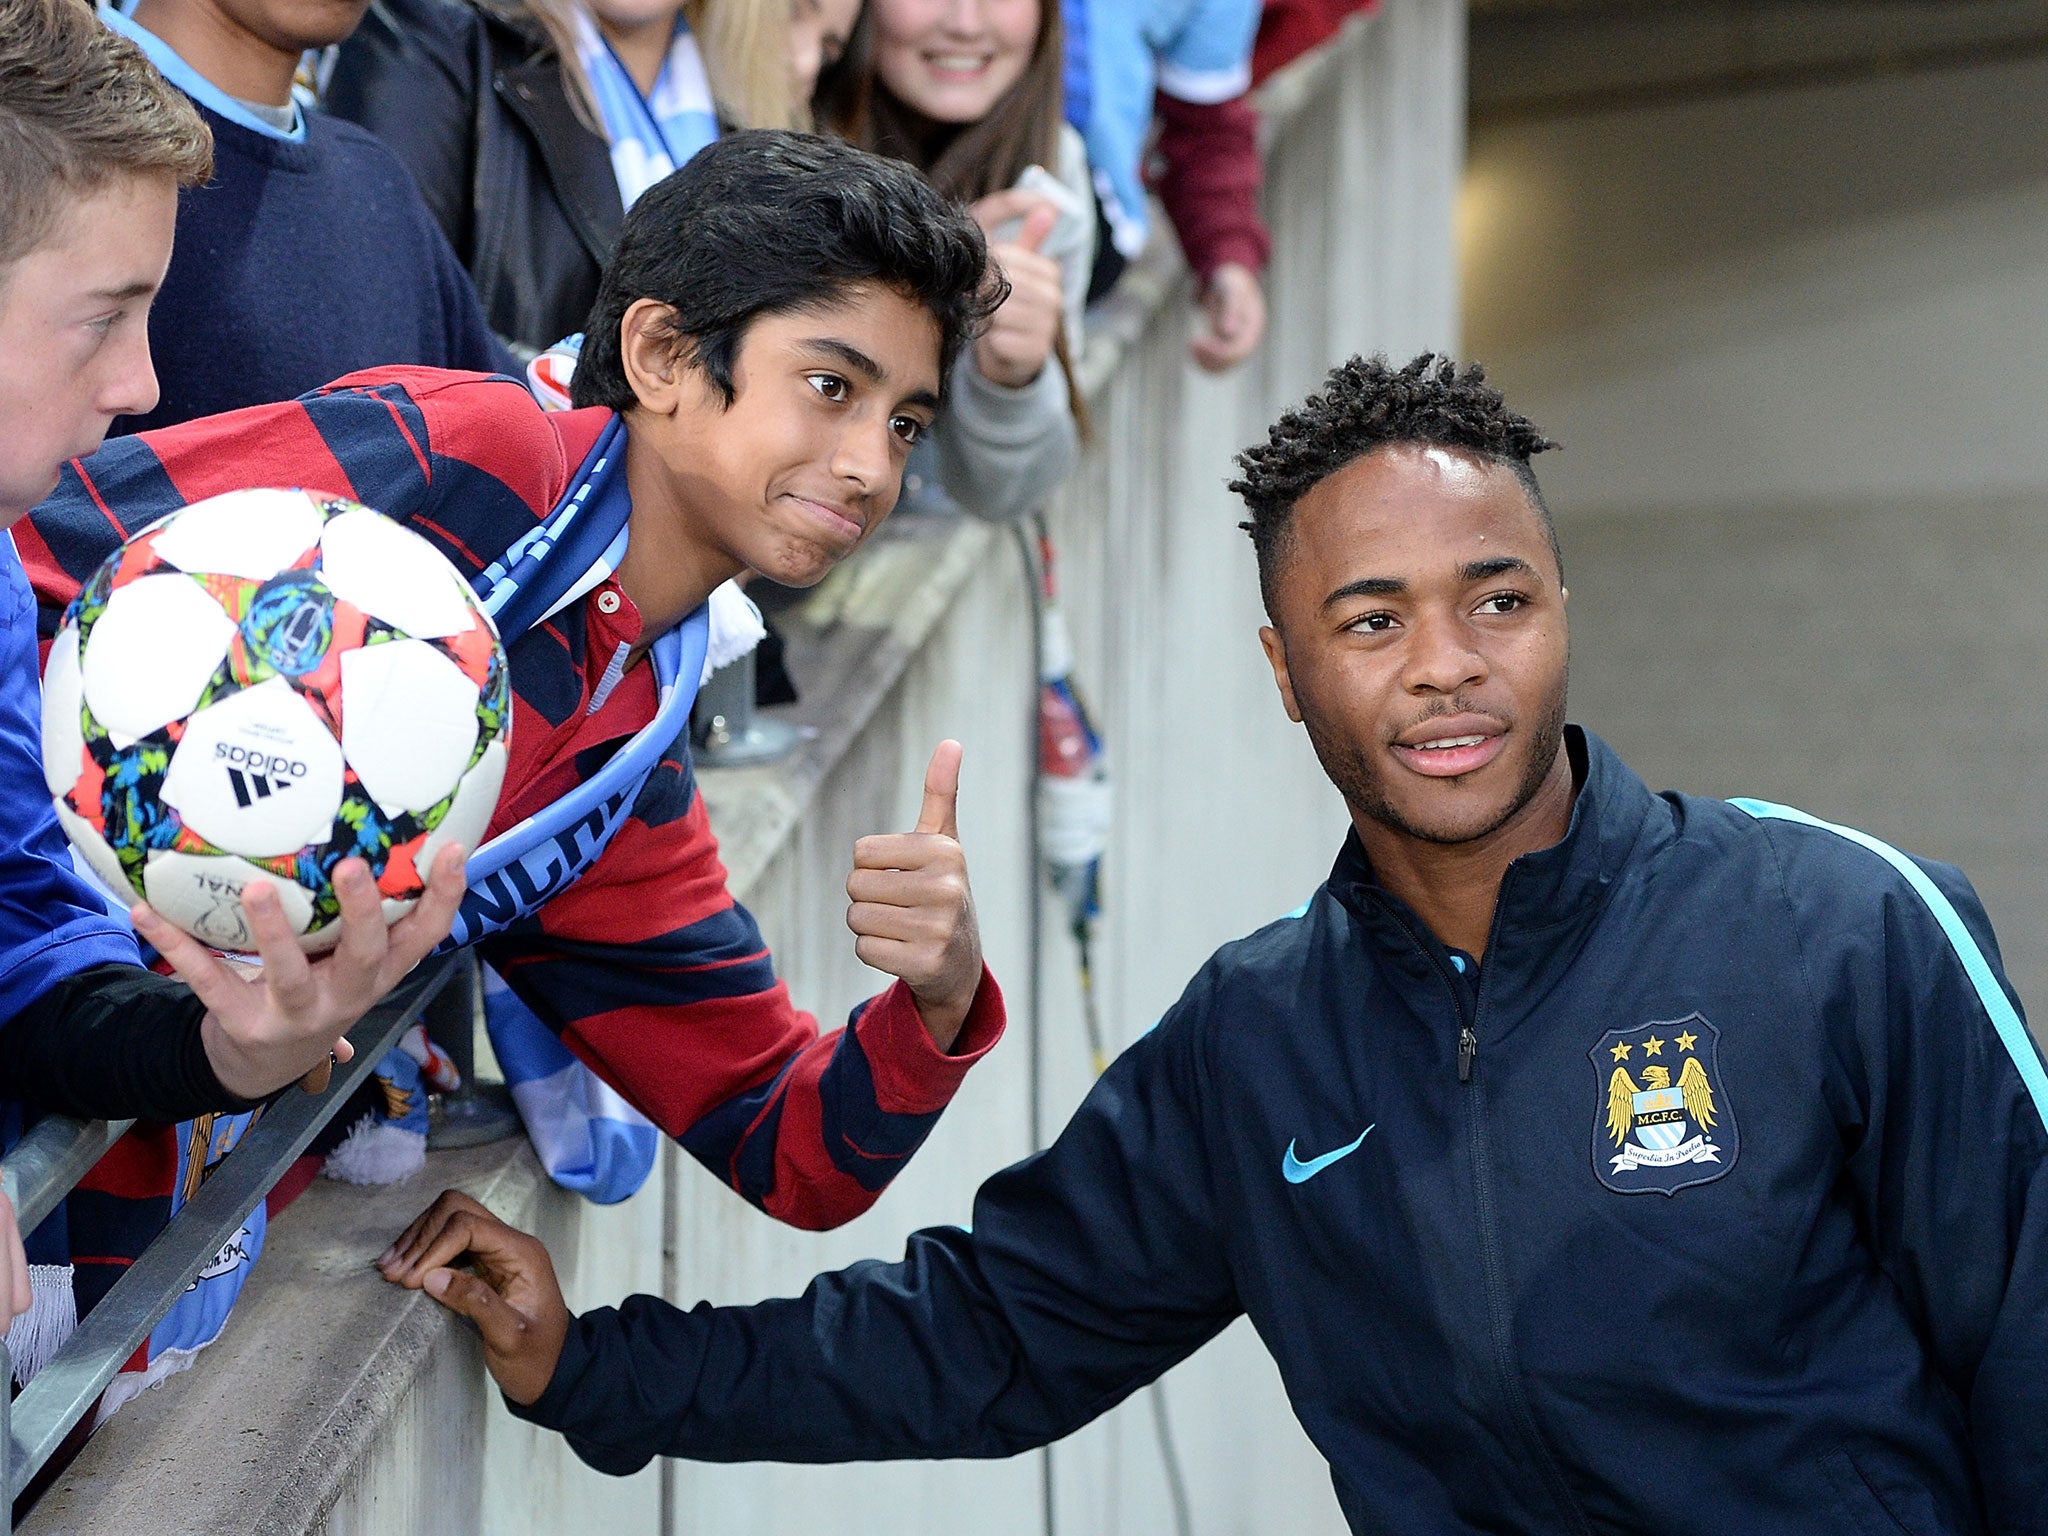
[1587,1013,1739,1196]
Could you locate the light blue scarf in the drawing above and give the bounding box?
[569,6,720,209]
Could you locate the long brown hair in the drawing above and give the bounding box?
[818,0,1063,204]
[818,0,1084,425]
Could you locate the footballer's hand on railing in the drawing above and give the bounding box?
[380,1189,570,1407]
[132,843,469,1102]
[846,739,983,1053]
[2,1187,31,1323]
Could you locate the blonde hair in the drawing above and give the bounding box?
[0,0,212,269]
[526,0,798,135]
[688,0,795,131]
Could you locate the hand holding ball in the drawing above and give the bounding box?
[41,488,509,951]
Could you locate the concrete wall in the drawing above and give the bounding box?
[23,9,1464,1535]
[1463,43,2048,518]
[1460,19,2048,1015]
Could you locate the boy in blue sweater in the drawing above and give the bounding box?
[99,0,513,434]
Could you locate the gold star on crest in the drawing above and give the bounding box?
[1642,1036,1665,1057]
[1676,1029,1699,1053]
[1609,1041,1632,1061]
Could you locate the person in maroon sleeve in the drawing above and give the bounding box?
[1152,89,1270,372]
[1250,0,1375,85]
[21,130,1012,1235]
[1057,0,1271,371]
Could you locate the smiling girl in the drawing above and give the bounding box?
[818,0,1093,522]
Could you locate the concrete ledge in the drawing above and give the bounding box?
[23,1140,549,1535]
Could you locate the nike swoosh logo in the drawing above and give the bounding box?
[1281,1124,1375,1184]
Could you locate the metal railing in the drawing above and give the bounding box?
[0,957,458,1532]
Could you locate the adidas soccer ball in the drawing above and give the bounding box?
[41,488,509,953]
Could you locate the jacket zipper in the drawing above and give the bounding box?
[1463,1044,1593,1534]
[1404,903,1594,1535]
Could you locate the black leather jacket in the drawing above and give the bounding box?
[327,0,622,355]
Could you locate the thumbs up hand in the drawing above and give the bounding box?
[846,740,983,1051]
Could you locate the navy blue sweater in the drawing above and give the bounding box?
[116,99,511,435]
[514,729,2048,1535]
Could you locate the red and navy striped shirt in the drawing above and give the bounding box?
[22,366,1004,1230]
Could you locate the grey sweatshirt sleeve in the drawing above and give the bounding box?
[932,362,1080,523]
[928,124,1096,524]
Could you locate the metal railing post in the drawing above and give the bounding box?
[1,1118,135,1240]
[2,1336,13,1536]
[691,651,800,767]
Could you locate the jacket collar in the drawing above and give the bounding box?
[486,38,626,270]
[472,0,552,49]
[1328,726,1659,974]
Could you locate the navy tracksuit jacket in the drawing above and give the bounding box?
[516,729,2048,1534]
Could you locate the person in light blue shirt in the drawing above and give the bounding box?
[1064,0,1262,262]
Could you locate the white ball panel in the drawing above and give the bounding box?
[339,640,480,815]
[80,574,237,740]
[421,738,506,866]
[142,851,316,952]
[160,677,345,856]
[381,897,419,923]
[53,798,137,906]
[41,625,85,797]
[148,489,324,580]
[318,508,477,639]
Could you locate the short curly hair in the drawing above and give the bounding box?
[1230,353,1560,617]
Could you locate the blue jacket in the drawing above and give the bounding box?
[517,729,2048,1534]
[0,532,137,1025]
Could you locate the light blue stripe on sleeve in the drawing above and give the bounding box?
[1732,797,2048,1131]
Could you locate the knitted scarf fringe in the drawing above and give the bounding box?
[322,1110,427,1186]
[5,1263,77,1387]
[95,1340,205,1426]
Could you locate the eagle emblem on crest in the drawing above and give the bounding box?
[1587,1013,1739,1195]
